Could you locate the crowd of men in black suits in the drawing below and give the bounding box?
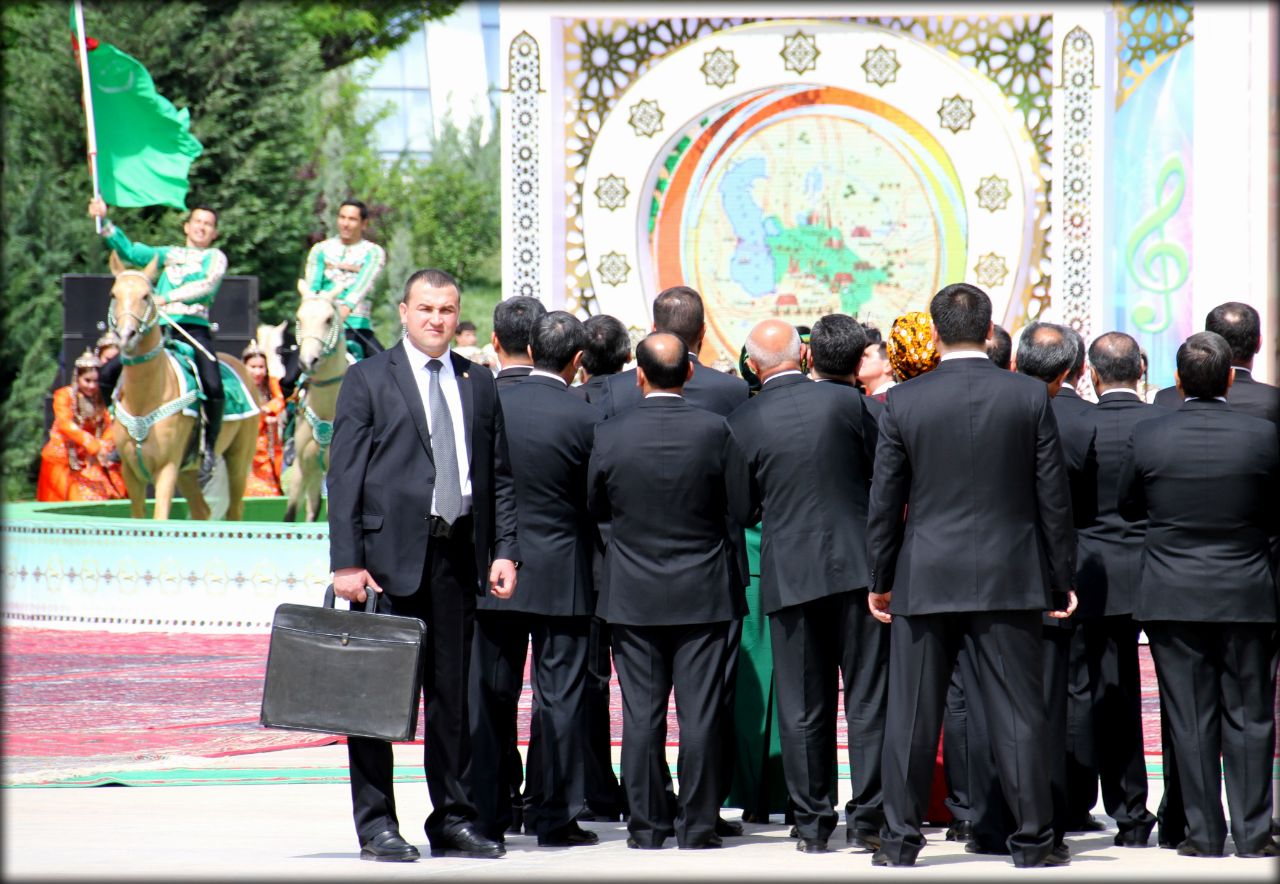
[328,271,1279,866]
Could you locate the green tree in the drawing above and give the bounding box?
[292,0,461,71]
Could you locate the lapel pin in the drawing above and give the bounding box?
[462,372,469,379]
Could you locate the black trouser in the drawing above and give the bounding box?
[612,621,729,849]
[98,354,122,404]
[879,610,1054,867]
[1065,625,1100,826]
[171,323,223,450]
[771,589,887,843]
[1145,620,1278,856]
[1080,616,1156,840]
[346,522,479,846]
[584,614,624,816]
[942,658,969,823]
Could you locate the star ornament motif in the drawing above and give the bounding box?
[938,94,975,133]
[974,252,1009,288]
[862,46,900,87]
[976,175,1012,212]
[594,175,629,211]
[781,31,820,75]
[597,252,631,287]
[701,47,738,88]
[628,99,665,138]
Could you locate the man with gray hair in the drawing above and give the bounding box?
[728,318,885,854]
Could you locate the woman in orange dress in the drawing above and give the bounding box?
[242,341,285,497]
[36,349,126,502]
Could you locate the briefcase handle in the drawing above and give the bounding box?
[321,583,378,613]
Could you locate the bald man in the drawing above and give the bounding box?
[727,319,885,853]
[588,333,752,850]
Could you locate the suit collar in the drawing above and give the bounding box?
[934,356,998,374]
[639,394,686,407]
[389,341,434,457]
[759,372,810,392]
[523,374,570,391]
[497,365,532,378]
[1096,390,1142,406]
[1057,385,1081,399]
[1180,398,1229,411]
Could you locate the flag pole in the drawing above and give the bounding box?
[72,0,102,234]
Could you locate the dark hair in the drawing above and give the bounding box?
[1016,321,1077,384]
[402,268,460,302]
[530,311,587,373]
[1064,325,1086,381]
[635,333,689,389]
[652,286,704,348]
[187,204,218,225]
[339,199,369,220]
[1177,331,1233,398]
[929,282,991,345]
[492,296,547,354]
[456,321,476,333]
[860,323,883,347]
[986,323,1012,370]
[809,313,867,377]
[1204,302,1261,365]
[582,314,631,376]
[1087,331,1143,385]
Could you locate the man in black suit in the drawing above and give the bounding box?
[866,283,1077,868]
[728,317,886,854]
[589,333,752,850]
[1071,331,1161,847]
[599,286,750,837]
[1118,330,1280,859]
[328,268,519,862]
[1007,322,1096,856]
[1149,302,1280,846]
[985,323,1013,371]
[471,293,546,836]
[1153,302,1280,424]
[810,313,882,421]
[569,313,630,822]
[491,296,546,388]
[468,312,604,847]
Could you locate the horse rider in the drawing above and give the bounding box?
[89,196,227,475]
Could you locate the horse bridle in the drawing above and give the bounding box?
[296,294,343,362]
[108,271,163,365]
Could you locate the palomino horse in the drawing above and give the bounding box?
[283,287,347,522]
[108,252,258,519]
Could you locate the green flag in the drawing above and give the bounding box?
[77,31,203,209]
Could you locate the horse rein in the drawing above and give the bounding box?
[108,272,163,364]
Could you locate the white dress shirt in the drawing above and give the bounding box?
[404,343,473,515]
[939,350,990,362]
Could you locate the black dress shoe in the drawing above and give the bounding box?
[360,830,420,862]
[1175,841,1225,858]
[944,820,973,843]
[1015,844,1070,867]
[715,817,744,837]
[796,837,828,853]
[538,823,600,847]
[1068,814,1107,833]
[788,825,799,839]
[1236,840,1280,858]
[508,804,525,835]
[678,835,723,850]
[871,848,914,866]
[847,830,881,852]
[429,824,506,858]
[1114,829,1153,847]
[626,837,664,850]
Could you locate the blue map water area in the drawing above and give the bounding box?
[720,157,776,298]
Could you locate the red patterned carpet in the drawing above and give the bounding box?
[1,627,1166,783]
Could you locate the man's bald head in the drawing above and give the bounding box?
[635,332,691,391]
[745,319,801,380]
[1088,331,1143,390]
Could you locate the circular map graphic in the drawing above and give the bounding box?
[649,85,967,358]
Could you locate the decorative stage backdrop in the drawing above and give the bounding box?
[502,2,1275,387]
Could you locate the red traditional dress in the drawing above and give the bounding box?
[36,386,126,501]
[244,376,285,497]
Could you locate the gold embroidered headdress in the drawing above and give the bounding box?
[886,311,940,380]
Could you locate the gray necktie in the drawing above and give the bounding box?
[426,359,462,524]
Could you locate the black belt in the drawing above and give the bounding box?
[428,513,472,540]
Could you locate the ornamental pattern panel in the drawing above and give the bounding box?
[1060,26,1095,338]
[560,14,1055,318]
[1114,1,1193,108]
[508,33,542,301]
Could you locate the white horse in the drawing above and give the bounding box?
[282,289,347,522]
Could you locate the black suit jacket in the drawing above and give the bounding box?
[1074,393,1170,618]
[588,396,752,626]
[728,374,877,614]
[478,375,602,616]
[327,343,520,595]
[495,365,533,389]
[866,356,1075,615]
[601,357,749,418]
[1153,368,1280,426]
[1118,399,1280,622]
[572,373,610,408]
[1050,390,1098,530]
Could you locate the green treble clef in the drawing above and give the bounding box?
[1126,155,1188,334]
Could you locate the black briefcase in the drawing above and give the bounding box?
[260,585,426,741]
